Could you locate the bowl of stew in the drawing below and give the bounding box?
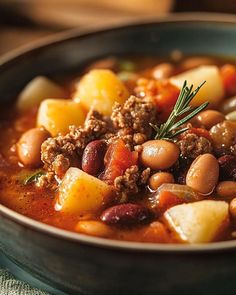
[1,13,236,295]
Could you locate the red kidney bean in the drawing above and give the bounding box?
[82,140,107,175]
[100,203,153,226]
[218,155,236,181]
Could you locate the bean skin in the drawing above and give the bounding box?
[75,220,113,237]
[230,198,236,219]
[186,153,219,195]
[149,172,174,191]
[101,203,153,226]
[17,127,50,167]
[216,181,236,199]
[140,140,180,170]
[82,140,106,175]
[152,63,174,80]
[197,110,225,130]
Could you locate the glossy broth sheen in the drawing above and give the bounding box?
[0,55,236,244]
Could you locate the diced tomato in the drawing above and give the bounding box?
[153,81,180,123]
[154,81,180,109]
[103,139,138,184]
[220,64,236,96]
[183,127,212,141]
[158,190,183,212]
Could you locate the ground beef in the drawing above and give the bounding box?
[114,165,140,194]
[114,166,151,194]
[177,132,212,159]
[140,168,151,184]
[36,172,57,190]
[39,95,156,189]
[108,95,156,149]
[111,95,156,136]
[38,110,109,187]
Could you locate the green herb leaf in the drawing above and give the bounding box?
[151,80,209,141]
[118,59,136,72]
[24,170,45,185]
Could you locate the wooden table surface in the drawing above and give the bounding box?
[0,0,174,56]
[0,1,235,56]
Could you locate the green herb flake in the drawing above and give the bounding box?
[118,59,136,72]
[23,170,45,185]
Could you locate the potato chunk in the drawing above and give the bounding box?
[56,168,114,214]
[170,66,224,106]
[37,99,86,136]
[73,69,129,115]
[164,200,229,243]
[17,76,66,112]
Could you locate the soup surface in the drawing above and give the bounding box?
[0,54,236,244]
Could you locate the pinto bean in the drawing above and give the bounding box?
[152,63,174,80]
[210,120,236,152]
[180,56,215,70]
[220,96,236,114]
[82,140,106,175]
[17,127,50,167]
[75,220,113,237]
[216,181,236,199]
[197,110,225,129]
[226,110,236,121]
[230,198,236,219]
[101,203,153,226]
[186,153,219,195]
[140,140,180,170]
[149,172,174,191]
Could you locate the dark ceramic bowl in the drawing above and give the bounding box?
[1,13,236,295]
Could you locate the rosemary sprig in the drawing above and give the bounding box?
[151,80,209,140]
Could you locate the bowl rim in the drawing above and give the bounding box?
[1,12,236,253]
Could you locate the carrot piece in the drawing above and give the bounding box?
[103,139,138,184]
[220,64,236,96]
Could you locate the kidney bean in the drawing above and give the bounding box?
[82,140,106,175]
[100,203,153,226]
[218,155,236,181]
[186,154,219,194]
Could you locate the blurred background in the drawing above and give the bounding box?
[0,0,236,56]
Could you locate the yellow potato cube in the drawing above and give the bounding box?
[56,168,114,214]
[37,99,86,136]
[170,66,224,106]
[73,69,129,115]
[17,76,66,112]
[164,200,229,243]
